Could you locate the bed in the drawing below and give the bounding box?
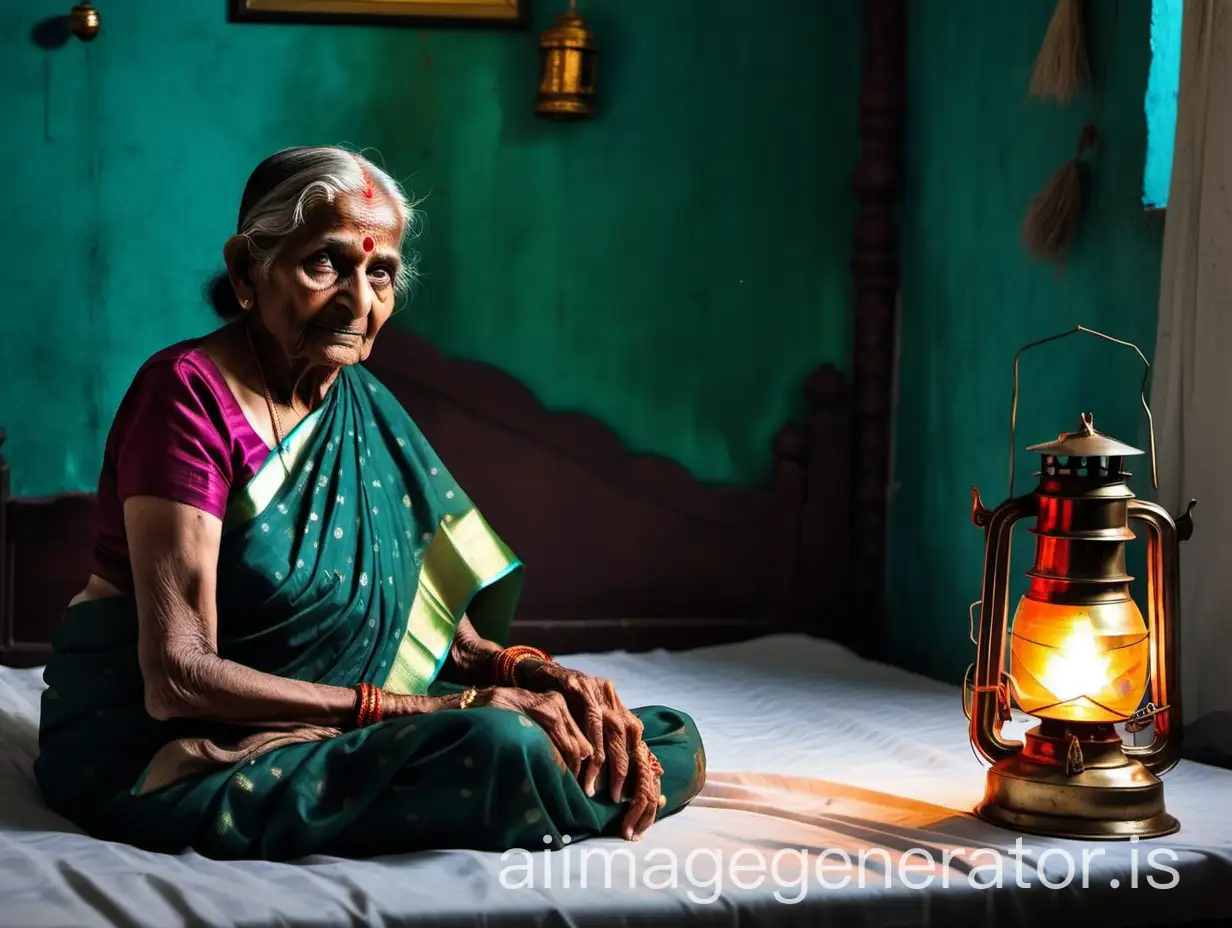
[5,1,1232,923]
[4,634,1232,927]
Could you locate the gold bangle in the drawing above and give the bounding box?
[459,687,478,710]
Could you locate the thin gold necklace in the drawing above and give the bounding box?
[246,324,291,475]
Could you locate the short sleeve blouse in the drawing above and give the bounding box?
[90,341,272,590]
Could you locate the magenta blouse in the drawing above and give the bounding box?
[92,340,274,591]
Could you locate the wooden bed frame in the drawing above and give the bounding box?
[0,0,904,669]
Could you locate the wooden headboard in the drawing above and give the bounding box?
[0,0,904,667]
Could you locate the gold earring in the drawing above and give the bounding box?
[240,299,251,310]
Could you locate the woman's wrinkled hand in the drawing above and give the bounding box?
[464,686,594,779]
[518,662,645,804]
[621,739,663,841]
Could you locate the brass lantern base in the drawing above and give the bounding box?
[976,722,1179,840]
[534,98,593,120]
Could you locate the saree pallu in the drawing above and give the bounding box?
[34,364,705,860]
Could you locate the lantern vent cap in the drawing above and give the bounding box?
[540,11,595,48]
[1026,412,1143,458]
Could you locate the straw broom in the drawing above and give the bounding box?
[1029,0,1088,103]
[1022,123,1098,261]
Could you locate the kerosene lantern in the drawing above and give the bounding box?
[968,328,1195,839]
[535,1,596,119]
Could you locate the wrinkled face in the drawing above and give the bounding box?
[240,191,404,370]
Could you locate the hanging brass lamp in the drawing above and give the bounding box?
[535,0,596,120]
[69,2,101,41]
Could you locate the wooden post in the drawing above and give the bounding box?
[850,0,904,654]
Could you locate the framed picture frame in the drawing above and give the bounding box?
[228,0,530,29]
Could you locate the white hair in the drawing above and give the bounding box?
[238,147,419,295]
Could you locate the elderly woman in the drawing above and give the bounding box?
[34,147,705,860]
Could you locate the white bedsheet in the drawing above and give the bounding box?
[2,634,1230,927]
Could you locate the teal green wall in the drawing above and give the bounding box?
[0,1,860,497]
[886,0,1166,682]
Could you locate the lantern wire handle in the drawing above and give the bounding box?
[961,600,980,720]
[1009,324,1157,499]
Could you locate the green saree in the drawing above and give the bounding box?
[34,363,705,860]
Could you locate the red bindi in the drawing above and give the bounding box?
[363,236,375,252]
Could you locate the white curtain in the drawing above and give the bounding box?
[1152,0,1232,740]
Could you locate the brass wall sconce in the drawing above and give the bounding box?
[535,0,596,119]
[70,2,100,41]
[967,325,1195,840]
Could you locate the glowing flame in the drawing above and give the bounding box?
[1036,617,1112,704]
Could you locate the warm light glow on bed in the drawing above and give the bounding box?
[1009,598,1148,724]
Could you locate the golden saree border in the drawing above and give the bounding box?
[222,408,324,534]
[134,726,338,796]
[382,508,523,695]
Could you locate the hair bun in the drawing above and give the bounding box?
[205,272,243,320]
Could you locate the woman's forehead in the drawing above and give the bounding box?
[306,192,402,239]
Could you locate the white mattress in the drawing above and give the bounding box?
[2,633,1231,927]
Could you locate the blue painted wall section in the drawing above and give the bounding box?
[1145,0,1181,207]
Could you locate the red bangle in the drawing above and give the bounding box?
[496,645,551,685]
[353,682,385,728]
[492,645,552,686]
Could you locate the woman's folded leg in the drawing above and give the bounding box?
[324,704,706,858]
[95,705,705,860]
